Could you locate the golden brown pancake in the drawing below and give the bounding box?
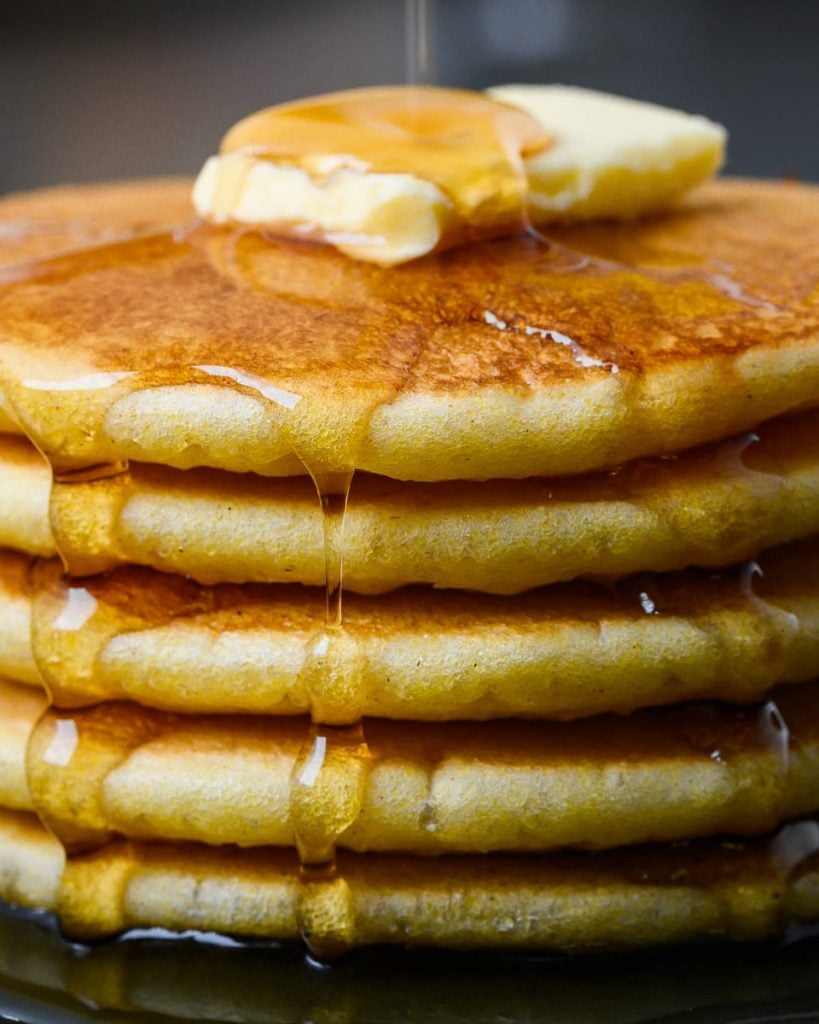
[10,680,817,854]
[0,179,192,435]
[0,179,817,481]
[2,409,819,591]
[0,539,812,720]
[0,809,817,950]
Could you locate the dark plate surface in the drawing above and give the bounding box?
[0,903,818,1024]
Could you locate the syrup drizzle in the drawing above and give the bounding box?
[482,308,620,373]
[289,467,371,958]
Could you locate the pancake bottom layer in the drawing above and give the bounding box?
[0,810,816,950]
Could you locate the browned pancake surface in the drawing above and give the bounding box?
[0,178,817,479]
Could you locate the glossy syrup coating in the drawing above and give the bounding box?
[0,179,817,480]
[219,85,550,241]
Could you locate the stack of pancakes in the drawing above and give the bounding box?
[0,175,818,953]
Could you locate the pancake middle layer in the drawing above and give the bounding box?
[0,539,815,719]
[1,408,818,591]
[0,678,814,855]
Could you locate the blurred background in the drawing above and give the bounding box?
[2,0,817,193]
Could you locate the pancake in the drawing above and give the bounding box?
[0,179,817,482]
[2,144,818,959]
[0,180,191,437]
[0,809,817,950]
[0,179,194,265]
[0,437,52,558]
[0,539,813,720]
[2,408,819,592]
[0,813,59,913]
[9,680,817,854]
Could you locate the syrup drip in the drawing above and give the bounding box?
[288,467,373,958]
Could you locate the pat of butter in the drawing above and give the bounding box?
[193,85,726,265]
[194,155,452,264]
[488,85,726,220]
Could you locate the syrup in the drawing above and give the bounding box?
[405,0,434,87]
[288,468,373,957]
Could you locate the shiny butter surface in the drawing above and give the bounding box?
[193,84,725,264]
[195,86,548,264]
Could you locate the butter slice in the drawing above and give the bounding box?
[489,84,726,221]
[193,155,451,264]
[193,86,726,264]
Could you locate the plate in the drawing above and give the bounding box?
[1,903,818,1023]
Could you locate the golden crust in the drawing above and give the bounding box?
[0,809,817,950]
[0,178,817,480]
[0,539,813,720]
[9,680,819,854]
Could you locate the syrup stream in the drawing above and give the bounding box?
[405,0,435,86]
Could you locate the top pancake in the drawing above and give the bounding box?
[0,178,817,481]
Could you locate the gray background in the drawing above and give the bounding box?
[1,0,817,194]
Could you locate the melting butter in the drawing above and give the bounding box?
[489,84,726,221]
[194,85,549,264]
[193,84,725,265]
